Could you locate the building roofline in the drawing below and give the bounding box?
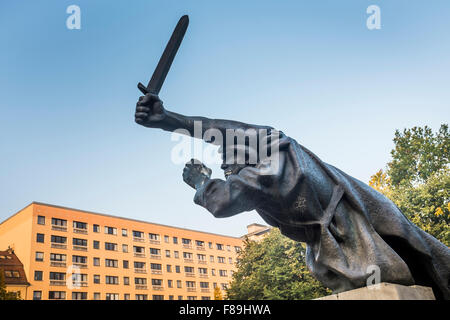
[1,201,242,240]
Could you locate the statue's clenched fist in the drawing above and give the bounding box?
[135,93,167,127]
[183,159,212,189]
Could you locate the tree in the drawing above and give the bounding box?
[226,229,330,300]
[0,269,21,300]
[369,124,449,245]
[213,286,223,300]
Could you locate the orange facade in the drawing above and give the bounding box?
[0,202,243,300]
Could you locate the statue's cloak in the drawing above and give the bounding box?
[194,133,450,299]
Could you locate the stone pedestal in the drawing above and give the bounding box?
[315,283,435,300]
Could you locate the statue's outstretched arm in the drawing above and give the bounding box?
[134,93,272,139]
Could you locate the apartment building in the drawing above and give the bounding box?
[0,202,243,300]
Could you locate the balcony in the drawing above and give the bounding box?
[197,260,207,265]
[150,254,161,260]
[50,280,66,286]
[50,261,66,268]
[73,228,88,235]
[133,237,145,242]
[72,281,88,287]
[51,225,67,232]
[135,268,147,274]
[187,287,196,292]
[51,243,67,249]
[152,285,164,291]
[73,263,88,269]
[135,285,148,290]
[149,240,160,245]
[73,245,87,251]
[133,252,146,258]
[182,244,192,249]
[184,259,194,264]
[201,288,210,293]
[199,274,209,279]
[196,246,205,251]
[151,270,162,275]
[185,272,195,278]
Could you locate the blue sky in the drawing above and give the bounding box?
[1,1,449,237]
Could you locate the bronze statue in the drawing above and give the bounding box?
[134,16,450,299]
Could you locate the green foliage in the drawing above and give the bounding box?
[226,229,331,300]
[369,124,449,245]
[0,269,21,300]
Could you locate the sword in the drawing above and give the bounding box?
[137,15,189,95]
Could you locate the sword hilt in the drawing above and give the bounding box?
[137,82,149,95]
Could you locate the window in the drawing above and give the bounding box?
[135,294,147,300]
[105,259,118,268]
[229,257,233,264]
[165,250,171,258]
[135,277,147,285]
[184,266,194,274]
[173,237,178,244]
[93,240,100,249]
[234,246,242,253]
[93,293,101,300]
[123,260,129,269]
[93,257,100,266]
[198,268,208,275]
[36,233,44,243]
[73,221,87,230]
[174,251,179,259]
[164,235,169,243]
[169,295,174,300]
[4,271,20,278]
[34,271,43,281]
[48,291,66,300]
[183,252,193,260]
[175,266,181,273]
[210,255,214,263]
[152,295,164,300]
[200,282,209,289]
[72,292,87,300]
[196,240,205,247]
[218,256,225,263]
[93,274,100,284]
[177,280,182,288]
[72,238,87,247]
[35,252,44,262]
[187,296,197,300]
[105,242,118,251]
[93,224,100,233]
[168,280,173,288]
[216,243,224,251]
[197,254,206,262]
[33,291,42,300]
[208,242,213,249]
[133,246,145,256]
[135,261,146,270]
[49,272,65,281]
[150,263,161,271]
[124,277,130,285]
[149,233,160,242]
[226,245,231,251]
[104,226,117,235]
[186,281,195,288]
[122,229,128,237]
[182,238,192,247]
[178,295,183,300]
[52,218,67,227]
[166,265,172,273]
[219,270,228,277]
[72,255,87,265]
[132,230,144,239]
[37,216,45,225]
[105,276,119,285]
[211,269,216,276]
[122,244,128,253]
[124,294,130,300]
[150,248,161,256]
[51,235,66,244]
[50,253,66,262]
[72,273,87,286]
[106,293,119,300]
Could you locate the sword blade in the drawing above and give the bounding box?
[138,15,189,95]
